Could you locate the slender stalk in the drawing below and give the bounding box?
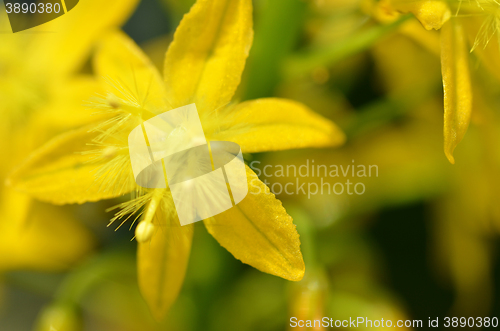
[285,14,413,78]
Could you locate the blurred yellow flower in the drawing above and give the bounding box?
[283,24,500,316]
[0,0,139,271]
[368,0,500,163]
[9,0,346,319]
[370,22,500,315]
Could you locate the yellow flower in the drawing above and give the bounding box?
[369,0,500,163]
[9,0,345,319]
[0,0,139,271]
[368,26,500,315]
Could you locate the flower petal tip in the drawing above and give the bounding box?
[289,268,306,282]
[445,150,455,164]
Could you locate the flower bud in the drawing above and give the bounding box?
[35,304,81,331]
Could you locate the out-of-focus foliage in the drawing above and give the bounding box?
[0,0,139,274]
[2,0,500,330]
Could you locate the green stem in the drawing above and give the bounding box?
[285,14,413,78]
[243,0,307,100]
[341,81,442,139]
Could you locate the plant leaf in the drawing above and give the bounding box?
[204,165,305,281]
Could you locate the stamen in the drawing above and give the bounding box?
[135,221,155,243]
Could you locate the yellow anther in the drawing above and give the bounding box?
[135,221,155,243]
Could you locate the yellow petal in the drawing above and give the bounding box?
[204,166,305,281]
[137,191,193,320]
[164,0,253,113]
[34,77,106,130]
[0,189,95,271]
[205,98,345,153]
[7,125,135,205]
[441,19,473,164]
[389,0,451,30]
[29,0,140,76]
[94,31,169,113]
